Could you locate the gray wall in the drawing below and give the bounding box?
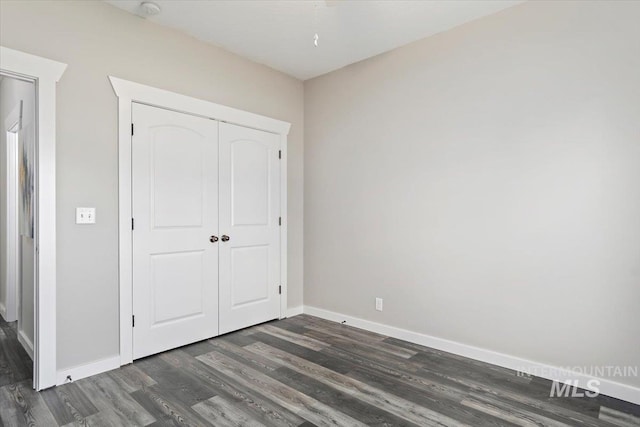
[0,0,304,370]
[0,77,36,349]
[304,1,640,388]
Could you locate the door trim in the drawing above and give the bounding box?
[0,46,67,390]
[109,76,290,366]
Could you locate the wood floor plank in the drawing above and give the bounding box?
[270,366,422,427]
[41,386,83,426]
[180,339,218,358]
[160,348,306,427]
[0,380,58,427]
[134,353,217,407]
[207,339,283,373]
[0,321,32,388]
[76,374,155,426]
[461,396,568,427]
[255,324,330,351]
[197,350,369,427]
[129,384,213,426]
[251,330,354,374]
[40,382,100,426]
[304,328,434,371]
[346,366,512,426]
[0,383,20,426]
[308,326,538,400]
[599,406,640,426]
[304,324,417,359]
[310,326,530,393]
[317,338,613,427]
[291,315,388,343]
[268,319,310,336]
[66,408,139,427]
[215,330,260,348]
[201,338,414,426]
[482,384,622,427]
[192,395,266,427]
[598,395,640,418]
[245,341,469,427]
[107,364,157,394]
[219,337,490,425]
[320,342,470,400]
[54,382,100,419]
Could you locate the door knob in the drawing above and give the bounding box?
[209,235,219,243]
[221,235,230,242]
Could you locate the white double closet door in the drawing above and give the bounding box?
[132,103,281,360]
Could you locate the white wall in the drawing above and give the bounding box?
[0,0,304,371]
[304,0,640,389]
[20,238,34,349]
[0,76,36,350]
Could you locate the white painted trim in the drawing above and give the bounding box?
[18,329,34,360]
[56,355,120,386]
[286,306,303,318]
[116,97,133,366]
[279,133,288,320]
[303,306,640,405]
[110,76,291,365]
[4,104,21,323]
[0,302,6,320]
[1,46,67,391]
[109,77,291,135]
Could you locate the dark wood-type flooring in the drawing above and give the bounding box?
[1,314,639,426]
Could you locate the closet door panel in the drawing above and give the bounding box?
[132,103,219,359]
[219,122,280,334]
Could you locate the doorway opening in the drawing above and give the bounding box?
[1,74,36,385]
[1,46,66,390]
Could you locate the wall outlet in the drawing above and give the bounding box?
[76,207,96,224]
[375,297,383,311]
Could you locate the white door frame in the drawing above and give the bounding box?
[0,46,67,390]
[4,102,22,324]
[109,76,290,365]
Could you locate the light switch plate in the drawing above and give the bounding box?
[76,207,96,224]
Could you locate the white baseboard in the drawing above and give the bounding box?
[303,305,640,405]
[56,355,120,386]
[0,302,6,321]
[17,329,34,360]
[286,306,304,317]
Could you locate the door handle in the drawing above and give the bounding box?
[209,235,219,243]
[221,235,230,242]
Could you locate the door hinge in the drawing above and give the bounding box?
[131,123,134,136]
[279,217,281,226]
[279,285,282,295]
[131,218,135,230]
[278,150,281,159]
[132,315,135,327]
